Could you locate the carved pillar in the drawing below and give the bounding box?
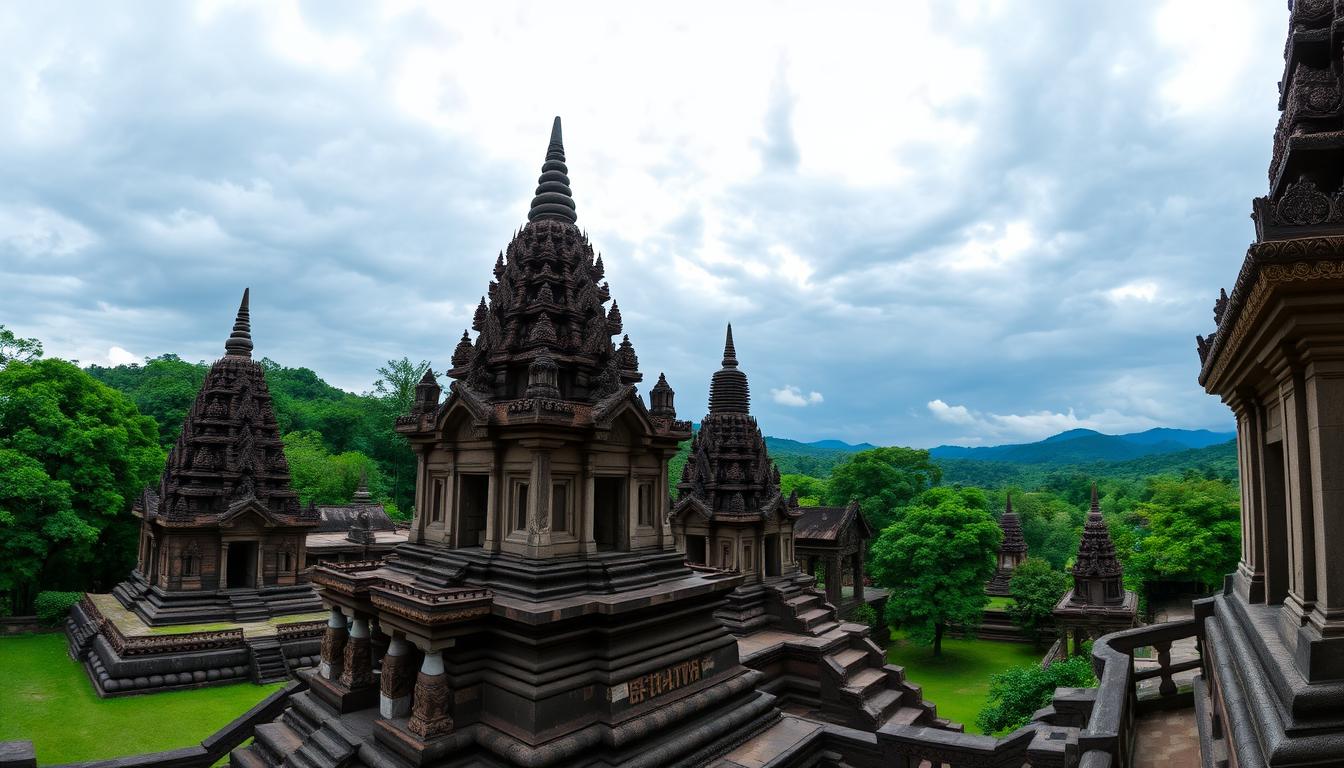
[255,541,265,589]
[413,446,430,546]
[527,449,552,551]
[219,541,230,588]
[379,636,415,718]
[1233,396,1267,604]
[340,615,374,690]
[581,454,597,554]
[407,649,453,740]
[1302,353,1344,641]
[827,554,843,607]
[1275,357,1318,635]
[320,607,347,681]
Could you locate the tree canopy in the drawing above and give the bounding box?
[0,359,163,612]
[1007,557,1070,648]
[976,655,1096,734]
[825,446,942,532]
[1128,476,1240,591]
[0,325,43,365]
[868,486,1000,655]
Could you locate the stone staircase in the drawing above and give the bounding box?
[769,577,840,636]
[111,571,151,607]
[231,689,388,768]
[248,638,290,685]
[821,632,951,732]
[230,591,270,623]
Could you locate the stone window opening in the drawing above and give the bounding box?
[514,481,530,532]
[551,481,569,533]
[431,478,445,524]
[637,482,653,527]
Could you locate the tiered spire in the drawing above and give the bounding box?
[1070,483,1125,606]
[152,289,309,525]
[708,325,750,414]
[447,117,638,402]
[528,116,577,224]
[352,468,373,505]
[677,326,786,521]
[224,288,253,358]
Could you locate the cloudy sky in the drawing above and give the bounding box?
[1,0,1287,447]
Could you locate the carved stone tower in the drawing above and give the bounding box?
[119,289,320,625]
[670,325,804,632]
[261,119,779,767]
[985,494,1027,597]
[1194,1,1344,761]
[1053,484,1136,655]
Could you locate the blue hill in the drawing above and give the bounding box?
[929,428,1236,465]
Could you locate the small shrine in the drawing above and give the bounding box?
[985,493,1028,596]
[1053,484,1136,654]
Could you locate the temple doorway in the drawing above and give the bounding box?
[594,477,626,550]
[764,535,781,577]
[458,475,488,547]
[686,534,707,565]
[227,541,257,588]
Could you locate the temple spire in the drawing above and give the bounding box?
[708,323,750,414]
[224,288,253,358]
[528,116,578,224]
[352,468,372,504]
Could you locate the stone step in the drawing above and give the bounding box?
[832,647,868,674]
[845,667,888,697]
[885,706,926,726]
[230,746,269,768]
[811,621,841,636]
[255,722,305,764]
[865,688,904,724]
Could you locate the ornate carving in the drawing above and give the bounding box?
[321,623,348,672]
[380,651,414,701]
[340,633,373,689]
[407,672,453,739]
[1276,180,1331,225]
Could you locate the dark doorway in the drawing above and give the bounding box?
[764,535,781,577]
[458,475,488,547]
[227,541,257,589]
[686,535,707,565]
[594,477,626,551]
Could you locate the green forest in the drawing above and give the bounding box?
[0,324,1241,630]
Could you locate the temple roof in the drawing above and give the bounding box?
[445,117,642,404]
[999,494,1027,554]
[1073,484,1123,580]
[147,289,315,528]
[794,501,869,543]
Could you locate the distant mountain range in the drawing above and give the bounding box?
[929,428,1236,465]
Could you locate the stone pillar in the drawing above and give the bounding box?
[379,636,414,718]
[581,455,597,554]
[413,446,430,546]
[255,541,265,589]
[827,554,843,608]
[853,550,864,604]
[1303,355,1344,636]
[407,649,453,740]
[1277,359,1319,634]
[527,449,552,552]
[320,607,347,681]
[218,542,229,588]
[340,615,374,690]
[1232,397,1267,604]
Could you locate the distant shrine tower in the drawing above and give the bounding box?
[1053,484,1136,655]
[985,494,1027,597]
[670,325,805,632]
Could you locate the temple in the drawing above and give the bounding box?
[65,291,326,697]
[985,494,1026,597]
[1052,484,1136,655]
[306,472,409,565]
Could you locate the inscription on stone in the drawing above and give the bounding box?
[625,655,713,705]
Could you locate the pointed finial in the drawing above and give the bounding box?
[528,116,578,224]
[722,324,738,368]
[224,288,253,358]
[1090,482,1100,513]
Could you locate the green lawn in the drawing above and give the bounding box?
[985,596,1015,610]
[0,633,282,763]
[886,631,1043,734]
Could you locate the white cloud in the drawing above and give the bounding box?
[0,205,96,258]
[1108,280,1159,303]
[773,385,824,407]
[926,399,1163,443]
[106,346,139,366]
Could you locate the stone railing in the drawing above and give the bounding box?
[1074,617,1203,767]
[273,620,325,642]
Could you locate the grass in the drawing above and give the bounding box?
[985,596,1015,610]
[886,630,1043,734]
[0,633,282,763]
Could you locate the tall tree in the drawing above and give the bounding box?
[1129,476,1240,591]
[370,357,429,513]
[0,325,43,365]
[826,446,942,531]
[869,486,1000,656]
[87,354,207,448]
[0,359,163,611]
[1007,557,1070,648]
